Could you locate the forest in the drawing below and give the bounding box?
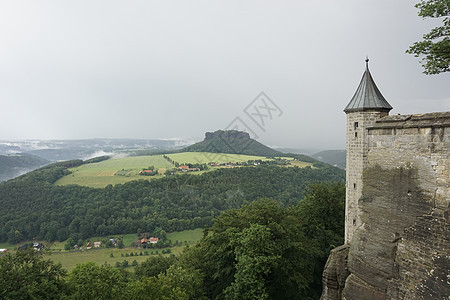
[0,157,344,244]
[0,183,345,299]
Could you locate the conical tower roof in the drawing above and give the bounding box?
[344,59,392,113]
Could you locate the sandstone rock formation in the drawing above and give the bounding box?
[321,112,450,300]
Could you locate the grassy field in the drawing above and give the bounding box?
[166,152,272,165]
[30,229,205,271]
[55,153,273,188]
[286,160,314,168]
[0,242,16,249]
[54,152,313,188]
[46,247,177,271]
[55,155,174,188]
[166,228,203,242]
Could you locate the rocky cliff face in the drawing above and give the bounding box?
[321,112,450,300]
[321,165,449,300]
[204,130,251,141]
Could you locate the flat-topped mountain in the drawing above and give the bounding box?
[204,130,250,141]
[182,130,282,157]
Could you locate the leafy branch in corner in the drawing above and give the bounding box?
[406,0,450,74]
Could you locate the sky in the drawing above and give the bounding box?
[0,0,449,150]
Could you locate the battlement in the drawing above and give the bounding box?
[370,111,450,128]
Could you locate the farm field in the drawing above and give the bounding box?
[166,152,272,164]
[55,152,275,188]
[45,247,182,271]
[3,229,204,271]
[54,152,312,188]
[46,229,203,270]
[166,228,203,242]
[286,160,314,168]
[55,155,174,188]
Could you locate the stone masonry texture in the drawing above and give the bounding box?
[321,112,450,300]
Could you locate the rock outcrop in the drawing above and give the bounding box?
[321,112,450,300]
[204,130,251,141]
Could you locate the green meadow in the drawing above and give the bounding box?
[166,228,203,242]
[166,152,272,164]
[286,160,314,168]
[0,242,16,249]
[47,229,203,270]
[54,152,312,188]
[55,153,273,188]
[55,155,174,188]
[3,229,204,271]
[46,247,184,271]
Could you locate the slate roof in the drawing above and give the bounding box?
[344,59,393,113]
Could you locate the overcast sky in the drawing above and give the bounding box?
[1,0,449,150]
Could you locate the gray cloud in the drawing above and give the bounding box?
[0,0,448,150]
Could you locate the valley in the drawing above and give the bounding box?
[54,152,311,188]
[0,130,345,299]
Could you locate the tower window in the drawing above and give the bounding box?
[353,219,356,226]
[354,122,359,129]
[355,132,358,138]
[353,183,357,189]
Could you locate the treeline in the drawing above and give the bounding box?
[0,160,344,243]
[0,183,345,299]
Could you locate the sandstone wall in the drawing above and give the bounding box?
[322,112,450,300]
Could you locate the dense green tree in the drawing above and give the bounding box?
[295,182,346,298]
[0,249,67,299]
[177,183,345,299]
[135,255,177,278]
[179,199,320,299]
[407,0,450,74]
[224,223,280,300]
[64,237,75,250]
[66,262,129,299]
[129,265,205,300]
[0,181,345,299]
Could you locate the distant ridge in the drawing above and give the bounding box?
[181,130,282,157]
[0,154,50,182]
[311,150,346,169]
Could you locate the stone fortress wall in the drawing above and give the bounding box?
[321,111,449,299]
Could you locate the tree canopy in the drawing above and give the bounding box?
[0,159,344,243]
[176,182,345,299]
[0,182,345,299]
[0,249,67,299]
[407,0,450,74]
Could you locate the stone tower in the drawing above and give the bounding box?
[343,59,392,243]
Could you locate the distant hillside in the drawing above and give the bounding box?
[0,154,50,182]
[311,150,346,169]
[181,130,282,157]
[272,147,322,156]
[0,156,344,243]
